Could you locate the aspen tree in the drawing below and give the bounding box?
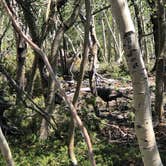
[109,0,163,165]
[0,127,14,166]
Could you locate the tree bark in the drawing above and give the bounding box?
[10,0,27,104]
[101,15,107,62]
[0,127,14,166]
[15,33,27,104]
[131,0,149,64]
[88,4,100,117]
[155,58,164,122]
[68,0,96,165]
[26,55,38,96]
[109,0,163,165]
[131,0,143,49]
[155,0,166,123]
[39,80,56,140]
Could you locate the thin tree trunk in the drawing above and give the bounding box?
[109,0,163,165]
[104,11,123,63]
[11,1,27,104]
[68,0,96,165]
[106,18,112,63]
[74,25,84,42]
[155,0,166,122]
[147,0,160,72]
[26,55,38,96]
[39,80,56,140]
[117,33,123,63]
[45,0,52,22]
[15,34,27,104]
[0,127,14,166]
[88,5,100,116]
[131,0,143,49]
[155,58,164,122]
[132,0,149,64]
[39,27,64,140]
[140,1,149,65]
[64,34,76,54]
[101,15,107,62]
[68,117,77,165]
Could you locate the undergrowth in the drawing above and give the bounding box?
[0,134,142,166]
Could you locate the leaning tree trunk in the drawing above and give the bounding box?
[68,0,94,165]
[0,127,14,166]
[109,0,163,165]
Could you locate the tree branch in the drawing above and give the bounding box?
[0,64,56,129]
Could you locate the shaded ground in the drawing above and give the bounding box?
[76,73,166,165]
[1,73,166,165]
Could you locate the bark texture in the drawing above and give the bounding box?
[15,34,27,104]
[155,0,166,122]
[0,127,14,166]
[109,0,163,165]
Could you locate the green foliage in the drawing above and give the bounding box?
[0,134,143,166]
[0,154,6,166]
[99,62,130,79]
[127,112,135,123]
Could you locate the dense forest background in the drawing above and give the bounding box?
[0,0,165,165]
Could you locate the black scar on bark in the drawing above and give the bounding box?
[124,31,135,57]
[133,62,139,69]
[124,31,135,37]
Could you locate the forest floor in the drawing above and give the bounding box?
[71,71,166,165]
[1,70,166,166]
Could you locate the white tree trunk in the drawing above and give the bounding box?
[0,127,14,166]
[101,16,107,62]
[109,0,163,165]
[104,11,123,63]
